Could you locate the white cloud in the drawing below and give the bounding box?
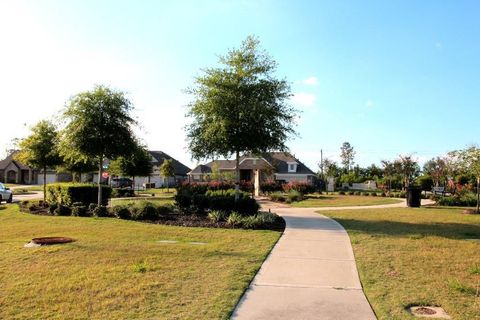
[302,76,319,86]
[365,100,374,108]
[291,92,316,108]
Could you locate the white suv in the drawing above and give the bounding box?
[0,183,13,203]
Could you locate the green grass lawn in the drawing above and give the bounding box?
[322,207,480,320]
[0,205,280,319]
[291,194,402,208]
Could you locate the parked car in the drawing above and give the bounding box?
[111,178,133,188]
[0,183,13,203]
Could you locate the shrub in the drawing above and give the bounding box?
[227,212,243,227]
[54,204,71,216]
[111,205,132,219]
[92,205,109,217]
[111,188,134,198]
[208,210,226,223]
[399,191,406,198]
[355,191,361,196]
[380,192,386,197]
[71,205,88,217]
[260,181,283,193]
[241,215,262,229]
[131,202,159,220]
[46,183,112,206]
[269,192,286,202]
[48,202,58,214]
[282,181,315,194]
[157,205,173,215]
[255,211,278,225]
[338,191,346,195]
[88,203,98,212]
[191,194,209,215]
[437,192,477,207]
[348,191,354,195]
[370,192,377,197]
[234,197,259,215]
[287,190,303,203]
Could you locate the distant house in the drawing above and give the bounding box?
[0,151,70,184]
[1,150,190,188]
[136,151,191,188]
[188,152,316,186]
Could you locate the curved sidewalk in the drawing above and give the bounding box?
[232,199,434,319]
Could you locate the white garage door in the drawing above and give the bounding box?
[37,174,57,185]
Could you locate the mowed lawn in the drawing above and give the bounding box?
[291,194,402,208]
[323,207,480,320]
[0,205,281,319]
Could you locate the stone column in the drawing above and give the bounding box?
[254,169,260,197]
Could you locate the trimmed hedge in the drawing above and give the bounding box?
[46,183,112,206]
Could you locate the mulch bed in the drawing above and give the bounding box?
[151,213,286,232]
[17,203,285,232]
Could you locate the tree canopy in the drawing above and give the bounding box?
[340,142,355,172]
[109,143,153,186]
[62,85,138,204]
[15,120,62,201]
[159,159,175,192]
[185,36,297,199]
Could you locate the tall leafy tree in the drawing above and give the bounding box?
[452,146,480,213]
[185,36,297,200]
[159,159,175,193]
[394,155,420,189]
[15,120,62,202]
[423,157,448,187]
[62,85,137,205]
[109,143,153,191]
[340,142,355,172]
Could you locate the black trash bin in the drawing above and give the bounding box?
[406,186,422,207]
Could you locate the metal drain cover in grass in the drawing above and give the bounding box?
[407,306,451,319]
[25,237,75,247]
[157,240,178,244]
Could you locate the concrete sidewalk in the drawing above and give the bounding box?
[231,206,377,320]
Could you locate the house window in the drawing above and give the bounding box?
[288,163,297,173]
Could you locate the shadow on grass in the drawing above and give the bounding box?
[331,217,480,240]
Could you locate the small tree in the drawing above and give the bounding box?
[185,36,297,200]
[394,155,420,190]
[109,143,153,191]
[15,120,62,202]
[423,157,448,187]
[453,146,480,213]
[62,85,137,205]
[159,159,175,192]
[340,142,355,173]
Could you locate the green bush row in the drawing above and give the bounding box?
[175,188,259,215]
[208,210,280,229]
[46,183,112,206]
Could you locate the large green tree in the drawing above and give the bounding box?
[15,120,62,202]
[109,143,153,191]
[423,157,447,187]
[452,146,480,213]
[185,36,297,200]
[62,85,137,205]
[159,159,175,193]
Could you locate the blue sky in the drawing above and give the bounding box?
[1,0,479,171]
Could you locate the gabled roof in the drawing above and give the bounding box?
[0,151,32,171]
[149,151,191,176]
[262,152,315,175]
[188,152,315,175]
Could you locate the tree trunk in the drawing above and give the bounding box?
[166,177,169,193]
[43,165,47,203]
[235,150,240,201]
[476,177,480,214]
[97,157,103,206]
[132,176,135,194]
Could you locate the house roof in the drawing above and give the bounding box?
[262,152,315,175]
[149,151,191,176]
[0,151,32,171]
[188,152,315,175]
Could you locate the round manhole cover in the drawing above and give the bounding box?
[31,237,75,245]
